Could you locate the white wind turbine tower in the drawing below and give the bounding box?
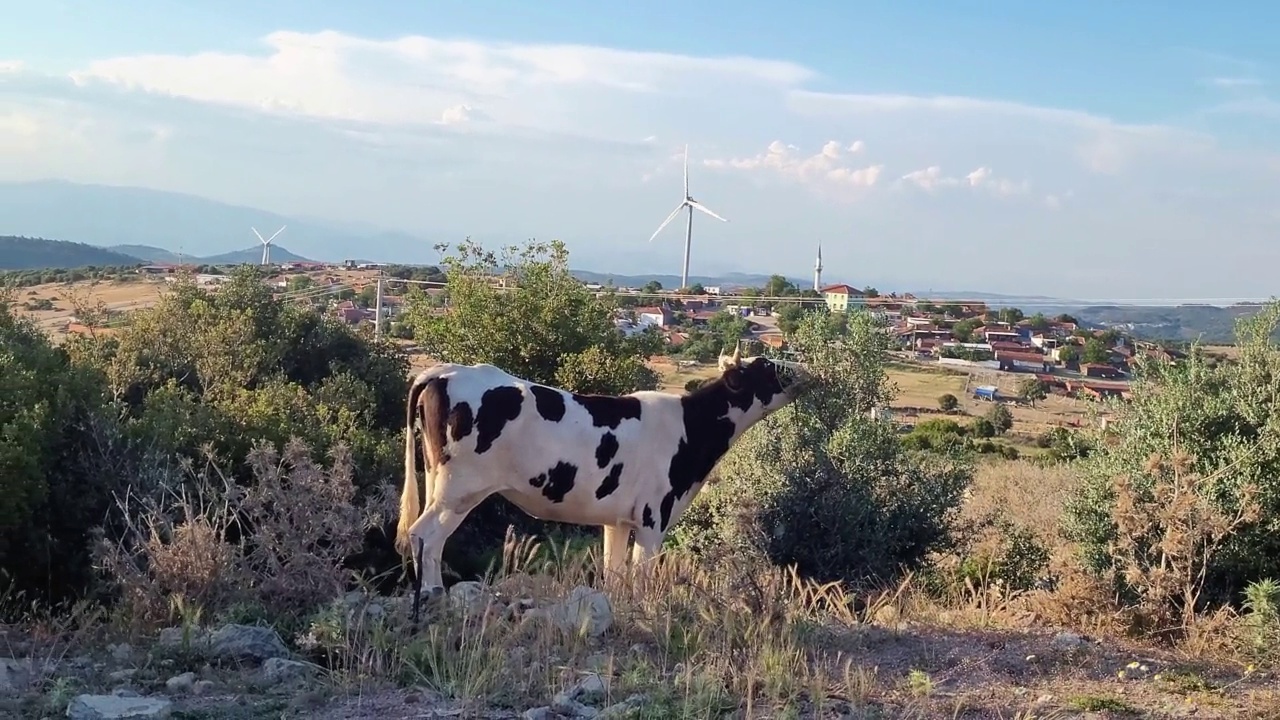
[252,225,286,266]
[648,145,728,290]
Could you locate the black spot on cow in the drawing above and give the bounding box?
[528,472,548,489]
[530,385,566,422]
[573,394,642,429]
[594,432,619,468]
[642,504,655,529]
[596,462,623,499]
[448,401,473,443]
[656,358,794,531]
[475,386,524,454]
[541,461,578,503]
[660,380,737,531]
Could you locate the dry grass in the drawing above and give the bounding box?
[5,465,1278,718]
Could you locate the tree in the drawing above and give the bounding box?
[777,303,807,335]
[1027,313,1051,332]
[1058,344,1081,364]
[642,280,663,294]
[985,403,1013,435]
[1082,338,1110,364]
[997,307,1025,324]
[404,239,661,396]
[952,318,983,343]
[938,393,959,412]
[1018,377,1048,405]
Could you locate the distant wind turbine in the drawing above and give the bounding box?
[648,145,728,290]
[253,225,286,266]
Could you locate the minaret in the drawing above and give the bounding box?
[813,243,824,292]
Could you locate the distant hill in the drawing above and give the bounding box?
[0,179,433,263]
[0,235,144,270]
[201,246,313,265]
[1071,304,1268,345]
[107,244,188,264]
[571,269,811,291]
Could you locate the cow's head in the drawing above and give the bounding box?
[715,346,814,417]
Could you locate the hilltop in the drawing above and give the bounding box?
[110,243,315,265]
[0,235,145,270]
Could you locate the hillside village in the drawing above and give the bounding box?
[26,257,1178,412]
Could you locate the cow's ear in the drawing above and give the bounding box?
[723,367,744,393]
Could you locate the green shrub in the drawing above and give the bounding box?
[675,309,973,586]
[1063,301,1280,616]
[938,393,958,411]
[969,417,996,438]
[985,403,1013,435]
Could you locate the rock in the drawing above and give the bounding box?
[208,624,290,662]
[0,657,31,695]
[65,694,172,720]
[262,657,318,685]
[156,627,209,652]
[107,670,136,683]
[163,672,195,694]
[108,644,133,663]
[1050,631,1085,650]
[599,694,648,719]
[522,708,557,720]
[193,680,215,696]
[447,581,491,613]
[545,586,613,638]
[550,672,608,718]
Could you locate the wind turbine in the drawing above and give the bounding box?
[648,144,728,290]
[252,225,286,266]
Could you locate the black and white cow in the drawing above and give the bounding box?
[394,347,813,613]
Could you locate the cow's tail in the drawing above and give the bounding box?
[396,372,432,560]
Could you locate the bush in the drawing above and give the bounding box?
[1063,301,1280,622]
[969,417,996,439]
[94,439,372,630]
[938,393,959,411]
[675,309,973,587]
[985,404,1013,435]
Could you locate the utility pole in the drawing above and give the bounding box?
[373,269,384,339]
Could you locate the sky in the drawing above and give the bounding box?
[3,0,1280,298]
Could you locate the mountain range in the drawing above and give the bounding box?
[0,179,427,265]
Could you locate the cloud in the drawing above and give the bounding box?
[703,140,884,196]
[1205,76,1264,88]
[3,30,1280,298]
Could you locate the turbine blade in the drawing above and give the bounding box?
[683,144,689,198]
[649,203,687,242]
[267,225,287,243]
[688,200,728,223]
[251,227,266,243]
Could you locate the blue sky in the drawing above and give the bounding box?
[3,0,1280,297]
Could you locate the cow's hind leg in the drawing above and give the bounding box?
[404,468,491,627]
[631,527,665,578]
[600,523,632,585]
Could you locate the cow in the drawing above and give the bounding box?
[394,346,814,623]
